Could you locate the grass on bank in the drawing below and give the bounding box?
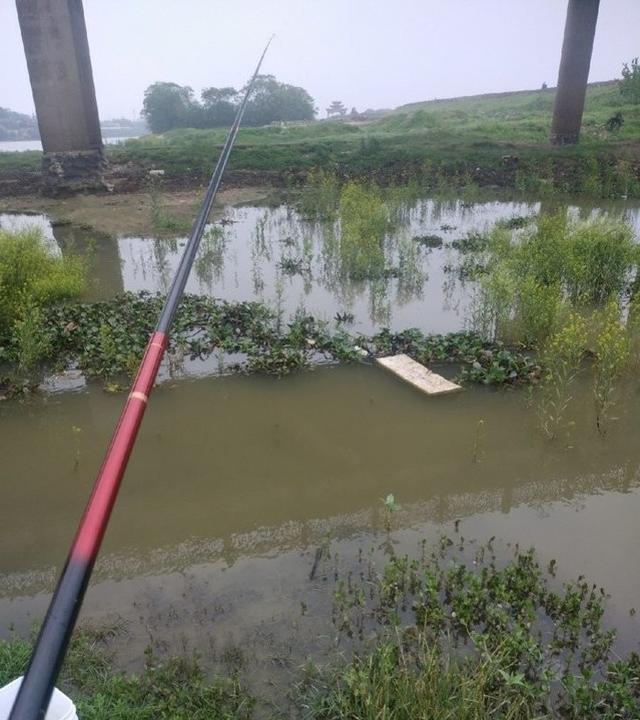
[107,81,640,197]
[1,81,638,197]
[0,630,252,720]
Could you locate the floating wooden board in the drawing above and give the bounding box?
[376,354,462,396]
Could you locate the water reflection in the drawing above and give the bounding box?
[2,196,640,337]
[52,222,124,299]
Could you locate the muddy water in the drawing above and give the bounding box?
[1,365,640,681]
[3,196,640,336]
[2,195,640,689]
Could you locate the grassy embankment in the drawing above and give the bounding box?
[1,81,639,196]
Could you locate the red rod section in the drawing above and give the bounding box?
[72,331,167,563]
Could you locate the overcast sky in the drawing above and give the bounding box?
[2,0,640,120]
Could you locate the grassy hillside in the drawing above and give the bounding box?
[2,80,639,196]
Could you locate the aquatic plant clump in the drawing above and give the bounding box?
[0,227,85,342]
[0,292,543,396]
[305,537,640,719]
[468,214,638,348]
[338,181,391,279]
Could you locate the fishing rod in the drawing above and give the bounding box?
[9,37,273,720]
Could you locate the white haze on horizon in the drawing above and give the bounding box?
[1,0,639,121]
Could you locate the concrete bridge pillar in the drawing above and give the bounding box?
[550,0,600,145]
[16,0,106,192]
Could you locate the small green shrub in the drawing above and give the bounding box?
[13,304,52,373]
[298,169,341,220]
[515,277,562,347]
[0,227,85,351]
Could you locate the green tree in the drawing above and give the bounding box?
[620,57,640,104]
[141,82,198,133]
[242,75,315,125]
[141,76,315,131]
[201,86,238,126]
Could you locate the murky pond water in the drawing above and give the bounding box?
[2,194,640,690]
[3,196,640,335]
[2,366,640,680]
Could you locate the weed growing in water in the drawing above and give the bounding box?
[298,169,341,221]
[593,299,629,435]
[13,304,52,374]
[278,256,310,276]
[381,494,397,533]
[338,181,390,280]
[565,219,636,304]
[495,214,536,230]
[195,225,227,286]
[412,234,443,248]
[148,175,191,234]
[537,312,588,441]
[468,214,638,348]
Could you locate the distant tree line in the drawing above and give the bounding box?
[142,75,316,133]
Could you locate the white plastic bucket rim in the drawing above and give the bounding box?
[0,677,77,720]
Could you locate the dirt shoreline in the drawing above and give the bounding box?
[0,184,277,236]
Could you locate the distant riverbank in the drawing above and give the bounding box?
[0,135,143,153]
